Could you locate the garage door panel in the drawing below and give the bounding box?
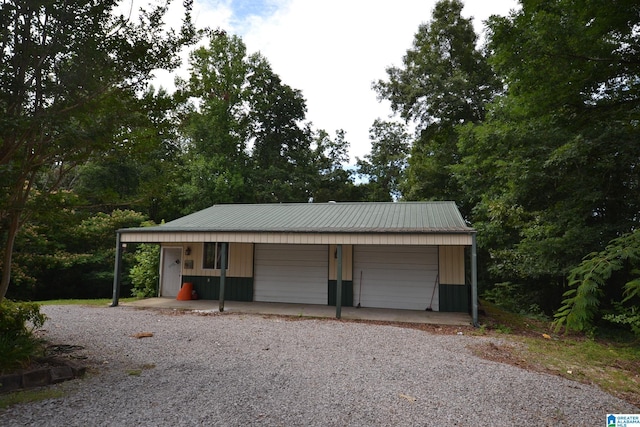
[354,246,438,310]
[254,244,328,304]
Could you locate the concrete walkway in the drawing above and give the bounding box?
[123,298,472,326]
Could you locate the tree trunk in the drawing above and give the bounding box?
[0,212,20,302]
[0,175,32,302]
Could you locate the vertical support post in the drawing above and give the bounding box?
[219,242,228,312]
[471,232,478,327]
[111,232,122,307]
[336,244,343,319]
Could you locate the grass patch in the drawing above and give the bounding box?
[0,388,65,410]
[127,363,156,376]
[36,298,139,306]
[519,335,640,404]
[475,301,640,407]
[479,300,550,336]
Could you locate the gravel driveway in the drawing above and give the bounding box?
[1,305,637,426]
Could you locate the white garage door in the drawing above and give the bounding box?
[254,244,328,304]
[353,246,438,310]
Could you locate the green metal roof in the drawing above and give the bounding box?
[122,202,473,234]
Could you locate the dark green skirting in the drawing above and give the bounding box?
[438,283,470,312]
[328,280,353,307]
[182,276,253,301]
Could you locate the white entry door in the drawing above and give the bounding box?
[161,247,182,297]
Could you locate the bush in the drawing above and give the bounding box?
[482,281,546,318]
[130,243,160,298]
[603,303,640,338]
[554,230,640,335]
[0,300,47,373]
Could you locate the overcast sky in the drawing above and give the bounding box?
[154,0,519,162]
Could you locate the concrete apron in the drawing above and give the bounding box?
[124,298,472,326]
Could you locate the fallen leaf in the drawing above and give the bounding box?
[133,332,154,339]
[399,393,416,402]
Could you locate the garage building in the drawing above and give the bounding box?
[112,201,478,325]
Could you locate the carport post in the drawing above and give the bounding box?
[336,244,343,319]
[219,242,228,312]
[471,232,478,327]
[110,232,122,307]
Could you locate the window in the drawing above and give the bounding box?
[203,242,229,270]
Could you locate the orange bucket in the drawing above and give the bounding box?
[176,282,193,301]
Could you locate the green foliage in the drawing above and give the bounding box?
[176,31,320,208]
[482,282,546,318]
[603,304,640,338]
[8,209,147,300]
[356,120,410,201]
[0,300,47,372]
[374,0,500,206]
[130,244,161,298]
[554,231,640,334]
[449,0,640,316]
[374,0,498,126]
[0,0,199,299]
[310,129,360,202]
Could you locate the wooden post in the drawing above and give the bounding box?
[336,244,342,319]
[219,242,228,312]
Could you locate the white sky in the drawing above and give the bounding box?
[153,0,520,162]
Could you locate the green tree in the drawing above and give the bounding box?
[374,0,500,207]
[73,87,184,222]
[177,31,318,208]
[310,129,362,202]
[356,120,410,201]
[247,55,315,202]
[8,208,147,300]
[455,0,640,312]
[7,190,85,299]
[0,0,198,300]
[176,32,256,211]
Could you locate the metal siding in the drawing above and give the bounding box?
[328,244,353,280]
[254,244,328,304]
[439,246,465,284]
[353,246,438,310]
[228,243,253,277]
[123,231,472,246]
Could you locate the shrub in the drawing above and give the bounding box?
[554,230,640,335]
[130,243,160,298]
[482,281,545,317]
[0,300,47,372]
[603,303,640,338]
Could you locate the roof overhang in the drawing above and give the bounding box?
[118,202,476,246]
[118,230,474,246]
